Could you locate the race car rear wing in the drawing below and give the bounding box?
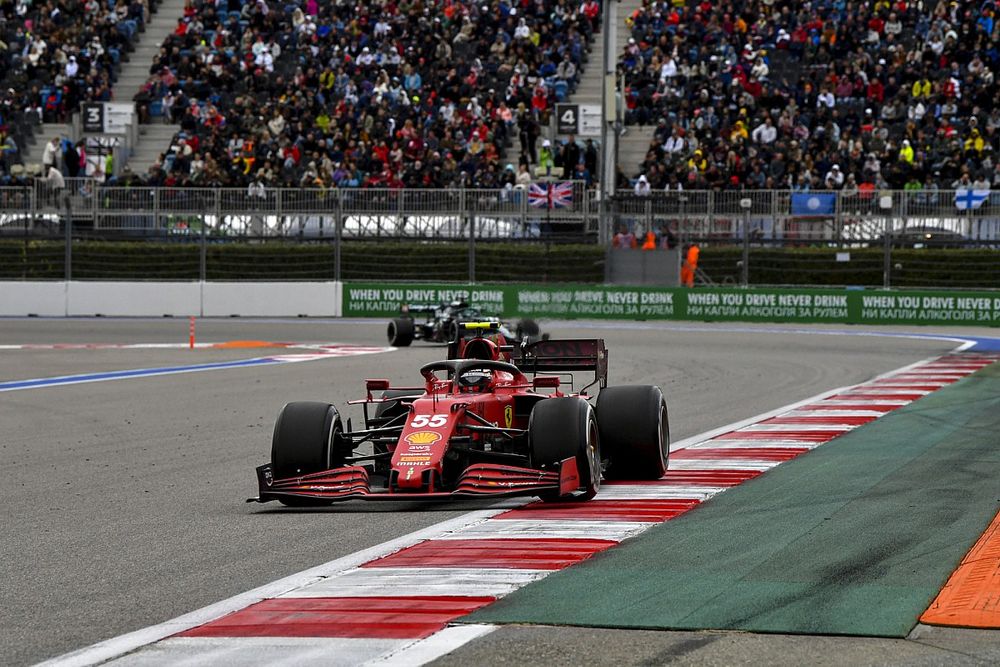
[511,338,608,390]
[401,300,469,315]
[400,303,441,315]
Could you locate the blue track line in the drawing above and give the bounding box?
[0,357,278,392]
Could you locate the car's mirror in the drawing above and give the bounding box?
[366,379,390,393]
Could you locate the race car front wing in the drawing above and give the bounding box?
[248,458,580,503]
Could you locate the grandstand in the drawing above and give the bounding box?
[617,0,999,193]
[2,0,997,200]
[1,0,601,189]
[129,0,599,188]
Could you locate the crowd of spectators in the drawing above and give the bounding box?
[131,0,599,189]
[0,1,150,122]
[0,0,150,181]
[620,0,1000,193]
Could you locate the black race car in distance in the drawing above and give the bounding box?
[387,300,544,347]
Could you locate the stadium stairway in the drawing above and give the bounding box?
[616,0,656,182]
[114,0,187,174]
[128,123,182,176]
[509,13,606,177]
[18,124,73,175]
[115,0,188,103]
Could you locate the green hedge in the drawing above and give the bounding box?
[699,247,1000,288]
[2,239,998,288]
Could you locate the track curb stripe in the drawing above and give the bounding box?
[178,596,496,640]
[361,538,618,570]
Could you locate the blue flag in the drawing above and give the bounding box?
[791,193,836,216]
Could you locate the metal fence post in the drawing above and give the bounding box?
[200,190,213,281]
[834,188,844,244]
[64,203,72,281]
[520,186,527,237]
[464,189,475,283]
[706,190,715,244]
[741,205,750,287]
[276,187,284,234]
[334,189,343,281]
[882,214,892,289]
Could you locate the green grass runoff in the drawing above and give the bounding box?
[466,362,1000,638]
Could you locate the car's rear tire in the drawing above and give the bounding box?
[529,397,600,501]
[271,401,343,506]
[516,318,540,339]
[387,318,414,346]
[596,386,669,480]
[445,320,460,343]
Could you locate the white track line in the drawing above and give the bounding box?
[368,625,498,666]
[283,568,550,599]
[102,637,410,667]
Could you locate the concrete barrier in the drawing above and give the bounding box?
[1,282,341,317]
[68,282,201,317]
[202,282,339,317]
[0,281,67,316]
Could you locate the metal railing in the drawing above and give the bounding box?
[0,182,599,240]
[2,186,998,288]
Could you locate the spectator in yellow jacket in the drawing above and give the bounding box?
[898,139,914,164]
[911,78,932,99]
[965,129,985,154]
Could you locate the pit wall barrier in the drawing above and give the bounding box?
[2,282,999,326]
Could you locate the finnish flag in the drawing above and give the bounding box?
[954,188,989,210]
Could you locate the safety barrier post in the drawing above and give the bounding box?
[464,188,475,283]
[882,215,892,289]
[740,198,751,286]
[334,189,343,281]
[64,201,72,281]
[200,190,213,281]
[881,194,894,289]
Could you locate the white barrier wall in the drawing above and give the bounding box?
[68,282,202,317]
[0,282,343,317]
[202,282,339,317]
[0,282,67,316]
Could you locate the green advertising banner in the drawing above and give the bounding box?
[343,283,507,318]
[342,282,1000,327]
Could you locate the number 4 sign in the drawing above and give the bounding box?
[556,103,579,134]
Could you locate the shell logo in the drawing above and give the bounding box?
[405,431,441,445]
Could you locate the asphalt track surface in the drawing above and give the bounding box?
[3,317,999,666]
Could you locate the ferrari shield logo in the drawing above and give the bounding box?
[504,405,513,428]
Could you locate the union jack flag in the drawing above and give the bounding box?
[528,182,574,209]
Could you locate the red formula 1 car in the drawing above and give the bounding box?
[250,323,669,505]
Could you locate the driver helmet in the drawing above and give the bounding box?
[458,369,491,392]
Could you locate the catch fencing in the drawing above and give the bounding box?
[1,185,998,287]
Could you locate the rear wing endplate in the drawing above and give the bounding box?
[511,339,608,389]
[401,303,440,315]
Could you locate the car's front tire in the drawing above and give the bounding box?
[271,401,344,506]
[529,397,600,501]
